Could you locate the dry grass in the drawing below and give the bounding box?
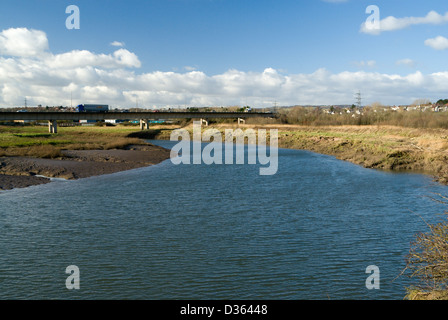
[2,145,64,159]
[404,194,448,300]
[406,288,448,300]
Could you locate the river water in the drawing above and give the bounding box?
[0,140,447,300]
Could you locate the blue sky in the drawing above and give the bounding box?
[1,0,448,107]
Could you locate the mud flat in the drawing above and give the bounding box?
[0,144,171,191]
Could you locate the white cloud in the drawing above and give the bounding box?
[361,10,448,35]
[112,48,141,68]
[2,27,448,108]
[44,48,141,70]
[46,50,115,69]
[0,28,49,57]
[425,36,448,50]
[110,41,125,47]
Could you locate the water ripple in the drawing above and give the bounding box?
[0,141,446,299]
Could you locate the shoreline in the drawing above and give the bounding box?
[3,124,448,190]
[0,143,171,191]
[151,124,448,185]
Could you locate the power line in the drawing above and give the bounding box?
[355,91,362,108]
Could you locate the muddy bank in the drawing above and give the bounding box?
[0,174,51,190]
[0,144,171,191]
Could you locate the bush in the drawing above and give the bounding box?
[95,121,106,127]
[405,194,448,299]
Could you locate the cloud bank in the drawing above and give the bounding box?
[1,27,448,108]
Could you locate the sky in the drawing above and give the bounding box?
[1,0,448,108]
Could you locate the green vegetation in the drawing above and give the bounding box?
[0,125,172,158]
[437,99,448,106]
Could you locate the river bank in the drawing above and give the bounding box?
[149,123,448,185]
[0,144,171,191]
[2,123,448,190]
[272,124,448,185]
[0,126,174,191]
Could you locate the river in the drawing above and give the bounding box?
[0,140,446,299]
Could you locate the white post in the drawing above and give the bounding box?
[48,120,58,133]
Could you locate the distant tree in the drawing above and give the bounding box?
[436,99,448,106]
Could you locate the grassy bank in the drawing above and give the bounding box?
[274,125,448,184]
[3,124,448,184]
[0,125,175,158]
[147,123,448,185]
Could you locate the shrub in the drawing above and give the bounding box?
[405,194,448,299]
